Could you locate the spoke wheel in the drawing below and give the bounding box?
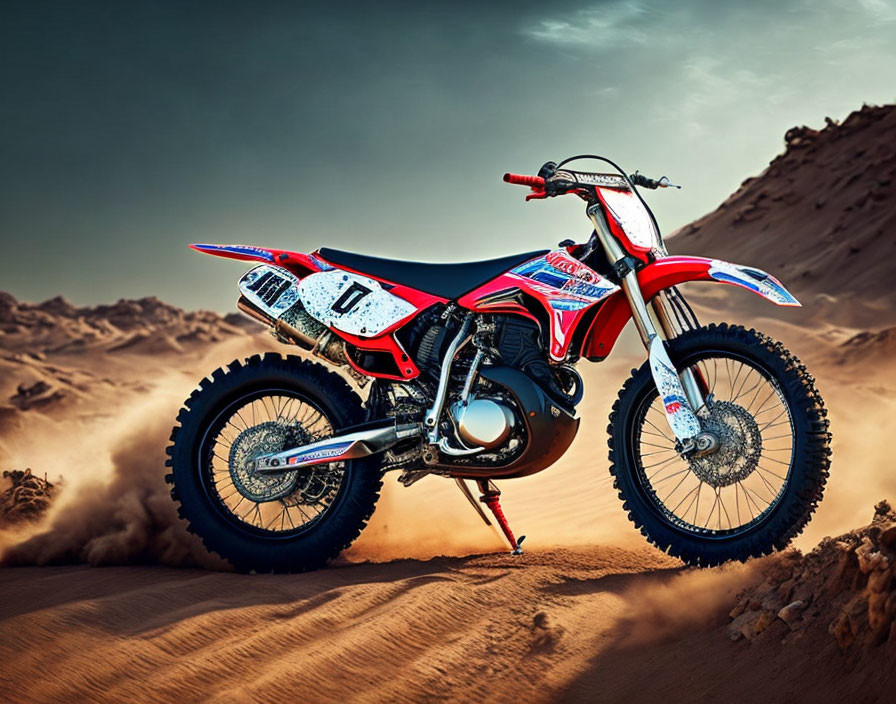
[608,324,831,566]
[202,390,345,537]
[166,353,383,573]
[633,351,794,537]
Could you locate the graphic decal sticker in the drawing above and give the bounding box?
[510,251,620,359]
[599,188,659,251]
[299,270,417,337]
[663,395,686,414]
[194,243,276,261]
[648,336,701,441]
[287,442,352,465]
[510,251,618,312]
[308,254,334,271]
[238,265,302,317]
[708,260,800,307]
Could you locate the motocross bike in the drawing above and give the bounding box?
[166,156,831,572]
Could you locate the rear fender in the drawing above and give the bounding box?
[581,256,800,359]
[190,243,328,277]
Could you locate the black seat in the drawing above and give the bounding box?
[317,247,549,300]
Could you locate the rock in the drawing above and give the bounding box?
[754,610,777,635]
[856,536,888,574]
[728,610,760,641]
[777,600,807,630]
[729,502,896,655]
[831,610,854,651]
[0,468,56,525]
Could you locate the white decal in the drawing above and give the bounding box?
[238,265,302,317]
[648,336,701,441]
[707,260,800,307]
[299,270,417,337]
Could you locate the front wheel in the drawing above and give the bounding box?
[608,323,831,566]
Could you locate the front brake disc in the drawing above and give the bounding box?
[688,401,762,488]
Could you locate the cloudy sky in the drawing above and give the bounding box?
[2,0,895,311]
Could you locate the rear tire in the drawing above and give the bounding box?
[166,353,381,573]
[608,324,831,566]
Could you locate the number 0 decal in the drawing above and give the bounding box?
[330,281,372,314]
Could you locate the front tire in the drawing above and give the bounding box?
[166,353,382,573]
[608,324,831,566]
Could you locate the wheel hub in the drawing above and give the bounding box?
[688,400,762,488]
[228,421,304,502]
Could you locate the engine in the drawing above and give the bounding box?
[401,309,575,406]
[388,310,580,461]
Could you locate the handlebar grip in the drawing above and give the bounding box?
[503,173,546,188]
[630,173,657,189]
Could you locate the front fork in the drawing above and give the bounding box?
[587,205,705,452]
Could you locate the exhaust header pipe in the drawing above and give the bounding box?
[253,421,421,474]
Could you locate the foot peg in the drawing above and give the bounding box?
[477,480,525,555]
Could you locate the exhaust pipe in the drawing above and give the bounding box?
[237,295,320,351]
[238,294,350,367]
[253,421,421,474]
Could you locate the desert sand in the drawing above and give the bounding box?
[2,105,896,702]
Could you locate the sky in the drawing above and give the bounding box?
[2,0,895,312]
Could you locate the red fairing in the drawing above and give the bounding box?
[581,256,713,358]
[460,249,620,361]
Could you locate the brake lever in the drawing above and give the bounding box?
[525,190,547,201]
[657,176,681,189]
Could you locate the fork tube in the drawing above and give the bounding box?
[587,204,702,444]
[587,204,654,347]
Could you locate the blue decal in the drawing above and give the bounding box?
[663,394,688,414]
[710,271,763,294]
[193,243,275,262]
[548,298,592,311]
[512,259,571,289]
[707,262,800,306]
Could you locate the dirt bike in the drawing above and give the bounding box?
[166,156,831,572]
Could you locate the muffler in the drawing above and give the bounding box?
[253,420,421,474]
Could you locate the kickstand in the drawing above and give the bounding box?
[454,478,492,527]
[476,480,525,555]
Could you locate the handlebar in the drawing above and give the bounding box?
[503,162,680,201]
[503,173,546,188]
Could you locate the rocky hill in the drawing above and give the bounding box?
[0,292,257,356]
[670,103,896,327]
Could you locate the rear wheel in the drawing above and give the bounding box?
[166,353,381,573]
[608,324,831,566]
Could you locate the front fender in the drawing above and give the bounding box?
[581,255,799,359]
